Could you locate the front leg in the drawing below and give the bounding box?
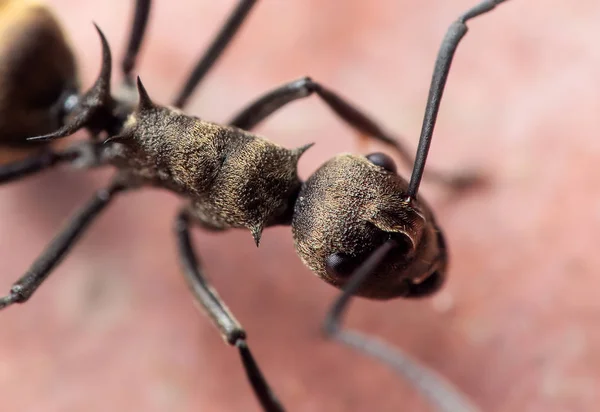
[323,241,479,412]
[174,209,284,412]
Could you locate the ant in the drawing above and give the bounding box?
[0,0,509,411]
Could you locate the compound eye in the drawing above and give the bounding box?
[366,152,397,173]
[390,232,414,254]
[325,252,361,279]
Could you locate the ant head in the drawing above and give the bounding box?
[0,1,78,147]
[292,153,447,299]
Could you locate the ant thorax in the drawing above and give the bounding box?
[105,85,310,245]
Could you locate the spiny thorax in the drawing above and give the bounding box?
[106,99,311,244]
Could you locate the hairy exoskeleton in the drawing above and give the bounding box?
[107,86,311,245]
[104,84,445,300]
[294,154,447,299]
[0,1,509,412]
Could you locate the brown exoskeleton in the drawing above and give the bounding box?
[0,0,77,164]
[0,1,509,411]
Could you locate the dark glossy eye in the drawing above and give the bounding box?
[366,152,396,173]
[390,233,413,254]
[325,252,360,278]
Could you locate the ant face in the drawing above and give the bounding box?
[292,153,447,299]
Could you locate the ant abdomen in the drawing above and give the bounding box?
[292,153,446,299]
[0,0,78,154]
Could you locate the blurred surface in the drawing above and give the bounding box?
[1,0,600,411]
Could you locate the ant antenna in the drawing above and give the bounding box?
[407,0,507,200]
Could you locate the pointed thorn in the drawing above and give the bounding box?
[27,133,57,142]
[103,135,125,145]
[136,76,154,110]
[292,142,315,158]
[27,23,114,142]
[91,23,112,92]
[250,224,263,247]
[26,125,76,142]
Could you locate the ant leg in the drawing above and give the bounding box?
[228,77,477,191]
[323,241,479,412]
[0,179,128,310]
[0,150,76,185]
[408,0,508,198]
[0,141,105,185]
[121,0,152,84]
[172,0,258,109]
[174,209,284,412]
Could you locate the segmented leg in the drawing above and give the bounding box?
[174,209,284,412]
[227,77,477,191]
[322,241,478,412]
[0,179,128,309]
[0,141,109,185]
[0,150,74,185]
[121,0,153,84]
[173,0,259,108]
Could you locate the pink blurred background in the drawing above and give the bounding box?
[1,0,600,411]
